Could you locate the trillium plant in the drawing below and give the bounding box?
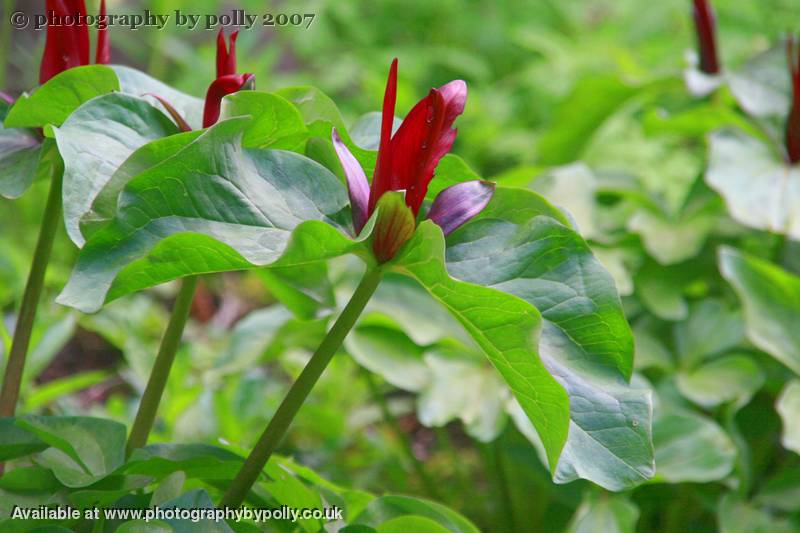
[0,0,661,527]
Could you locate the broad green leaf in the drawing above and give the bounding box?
[430,188,649,489]
[0,122,41,199]
[346,324,429,392]
[82,130,203,240]
[728,46,791,118]
[276,85,348,138]
[676,354,764,409]
[349,112,401,150]
[262,460,324,533]
[754,466,800,512]
[719,246,800,375]
[14,416,127,487]
[4,66,119,128]
[627,204,717,265]
[55,93,179,246]
[57,117,359,313]
[417,350,509,442]
[158,490,233,532]
[531,162,598,239]
[674,299,744,367]
[219,91,309,151]
[353,495,479,533]
[776,380,800,455]
[706,130,800,238]
[635,262,690,321]
[378,517,450,533]
[112,65,204,130]
[567,492,639,533]
[391,220,569,469]
[0,419,47,460]
[653,412,736,483]
[123,444,243,481]
[718,495,796,533]
[538,76,637,165]
[0,466,61,492]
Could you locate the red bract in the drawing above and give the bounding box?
[692,0,720,75]
[202,30,255,128]
[332,59,494,262]
[787,37,800,165]
[39,0,109,84]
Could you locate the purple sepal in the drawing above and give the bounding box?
[427,180,495,236]
[0,91,14,105]
[332,128,370,233]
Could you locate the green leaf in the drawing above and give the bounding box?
[349,112,401,150]
[567,492,639,533]
[728,46,791,118]
[706,130,800,238]
[0,123,41,199]
[346,324,429,392]
[399,187,649,488]
[123,443,243,481]
[391,220,569,470]
[14,416,127,487]
[0,419,47,461]
[353,495,479,533]
[81,130,203,240]
[220,91,309,151]
[112,65,204,130]
[718,495,796,533]
[674,299,745,367]
[417,348,508,442]
[676,354,764,409]
[754,465,800,512]
[158,490,233,532]
[653,412,736,483]
[4,66,120,128]
[377,517,451,533]
[776,380,800,455]
[276,85,348,138]
[719,246,800,375]
[537,76,637,165]
[57,117,359,313]
[55,93,179,246]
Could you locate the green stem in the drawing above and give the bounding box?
[362,369,441,500]
[126,275,198,457]
[221,268,383,508]
[0,158,63,418]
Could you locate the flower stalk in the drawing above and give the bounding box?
[125,29,253,454]
[0,157,64,417]
[125,275,198,457]
[221,267,383,508]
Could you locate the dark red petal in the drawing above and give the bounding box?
[95,0,110,64]
[388,78,467,216]
[427,180,495,236]
[39,0,91,84]
[332,128,370,234]
[368,58,398,214]
[216,29,238,78]
[692,0,720,74]
[202,73,254,128]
